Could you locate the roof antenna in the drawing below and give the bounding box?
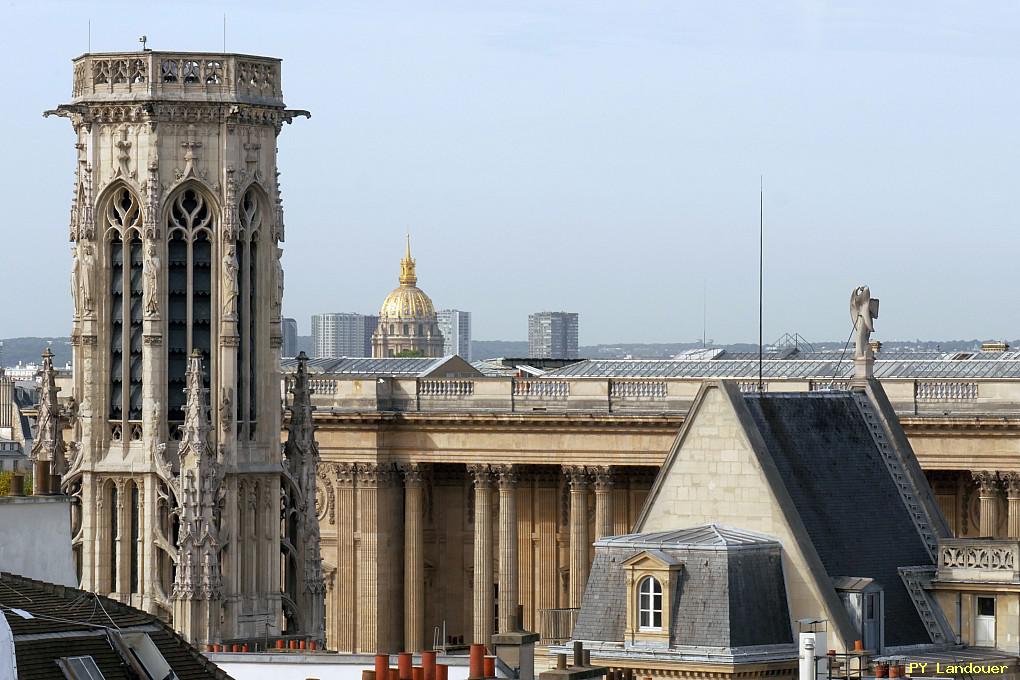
[223,13,227,53]
[138,35,148,51]
[702,279,707,348]
[87,19,91,53]
[758,176,764,393]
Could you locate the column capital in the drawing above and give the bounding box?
[468,463,494,488]
[563,465,590,490]
[399,462,426,488]
[494,464,518,489]
[972,470,1001,495]
[592,465,614,491]
[356,462,396,488]
[333,462,358,487]
[1002,472,1020,499]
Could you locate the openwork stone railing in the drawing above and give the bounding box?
[307,379,337,396]
[936,538,1020,583]
[915,381,979,401]
[71,52,283,105]
[610,380,667,399]
[513,380,570,399]
[419,379,475,397]
[738,381,768,393]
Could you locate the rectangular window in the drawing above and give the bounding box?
[978,596,995,617]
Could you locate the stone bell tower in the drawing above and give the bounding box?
[47,49,320,645]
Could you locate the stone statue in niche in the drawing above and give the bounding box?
[273,246,284,316]
[222,245,239,320]
[72,243,96,316]
[850,285,879,359]
[144,244,160,318]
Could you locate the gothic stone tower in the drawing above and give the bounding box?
[47,50,316,644]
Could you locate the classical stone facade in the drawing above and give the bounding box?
[46,50,322,646]
[372,237,445,358]
[290,352,1020,654]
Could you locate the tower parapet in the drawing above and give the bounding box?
[69,51,284,106]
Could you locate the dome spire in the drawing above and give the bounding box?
[399,233,417,286]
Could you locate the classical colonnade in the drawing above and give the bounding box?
[318,461,652,653]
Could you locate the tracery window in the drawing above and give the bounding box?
[237,187,263,432]
[638,576,662,630]
[166,188,213,423]
[105,188,143,423]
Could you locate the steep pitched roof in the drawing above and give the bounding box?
[741,391,935,645]
[634,380,950,648]
[0,572,230,680]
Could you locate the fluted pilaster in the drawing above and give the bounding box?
[495,464,519,633]
[974,470,1000,538]
[1004,472,1020,539]
[469,464,494,648]
[564,465,590,609]
[401,463,426,651]
[593,466,614,541]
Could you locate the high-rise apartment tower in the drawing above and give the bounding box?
[528,311,579,359]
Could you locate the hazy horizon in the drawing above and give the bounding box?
[3,1,1020,343]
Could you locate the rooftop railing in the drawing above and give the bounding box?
[70,52,283,106]
[936,538,1020,583]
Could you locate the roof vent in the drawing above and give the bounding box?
[982,341,1009,353]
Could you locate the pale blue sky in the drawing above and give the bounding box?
[2,1,1019,344]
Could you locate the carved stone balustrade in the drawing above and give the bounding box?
[70,52,284,106]
[936,538,1020,583]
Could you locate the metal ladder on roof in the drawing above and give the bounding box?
[898,566,951,644]
[852,392,939,560]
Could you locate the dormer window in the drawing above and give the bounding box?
[638,576,662,630]
[622,549,681,644]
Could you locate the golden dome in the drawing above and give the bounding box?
[379,236,437,320]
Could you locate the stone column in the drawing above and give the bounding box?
[495,464,519,633]
[1004,472,1020,539]
[564,466,590,609]
[974,471,1001,538]
[334,463,357,652]
[401,463,425,652]
[469,464,494,648]
[593,466,614,541]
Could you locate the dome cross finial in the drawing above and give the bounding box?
[399,233,417,286]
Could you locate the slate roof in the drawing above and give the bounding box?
[741,392,934,646]
[0,572,230,680]
[573,532,792,649]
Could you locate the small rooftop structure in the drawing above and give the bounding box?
[570,523,793,659]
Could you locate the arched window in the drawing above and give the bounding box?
[418,323,423,335]
[638,576,662,630]
[103,187,143,424]
[238,186,264,431]
[389,324,394,335]
[403,323,409,336]
[165,187,214,423]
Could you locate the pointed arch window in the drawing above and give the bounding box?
[166,187,213,424]
[237,186,264,433]
[105,187,143,423]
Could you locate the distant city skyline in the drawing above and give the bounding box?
[6,3,1020,343]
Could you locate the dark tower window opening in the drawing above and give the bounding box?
[165,187,214,424]
[105,187,142,425]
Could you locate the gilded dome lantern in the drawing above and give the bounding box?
[372,236,445,358]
